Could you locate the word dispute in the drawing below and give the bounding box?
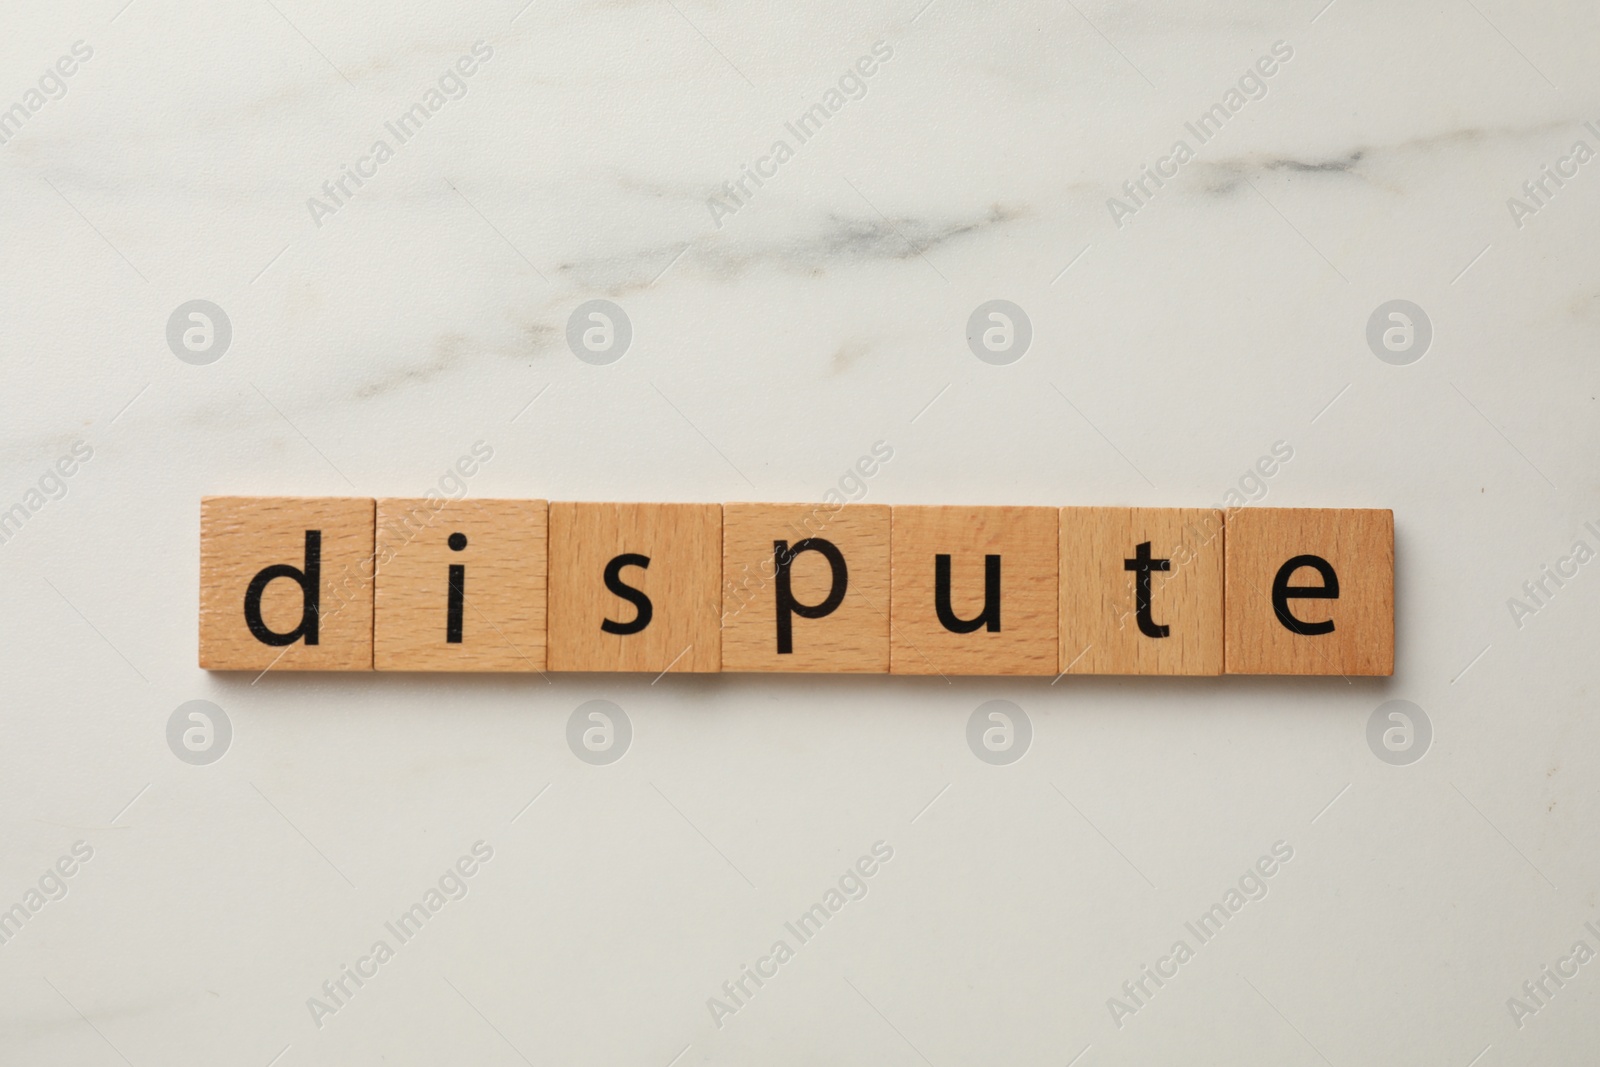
[198,497,1393,676]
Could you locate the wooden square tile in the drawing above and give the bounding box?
[548,502,721,673]
[890,505,1057,676]
[373,498,548,672]
[199,496,374,671]
[722,503,890,672]
[1059,507,1224,675]
[1225,508,1394,675]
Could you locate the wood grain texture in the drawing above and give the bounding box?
[721,502,890,673]
[199,496,374,671]
[1224,507,1394,675]
[1059,507,1224,675]
[890,505,1057,676]
[548,502,721,673]
[373,498,547,672]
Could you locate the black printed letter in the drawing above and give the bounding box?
[244,530,321,646]
[446,532,467,643]
[1271,554,1338,635]
[934,554,1000,634]
[601,553,653,635]
[773,538,848,654]
[1123,541,1171,638]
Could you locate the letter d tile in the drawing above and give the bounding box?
[199,496,375,670]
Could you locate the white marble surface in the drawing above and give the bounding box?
[3,0,1599,1062]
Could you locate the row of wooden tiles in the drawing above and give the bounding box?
[199,497,1394,676]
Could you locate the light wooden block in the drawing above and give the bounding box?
[1059,507,1224,675]
[373,498,547,672]
[1225,507,1393,675]
[548,502,721,673]
[722,503,890,673]
[199,496,374,671]
[890,505,1057,676]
